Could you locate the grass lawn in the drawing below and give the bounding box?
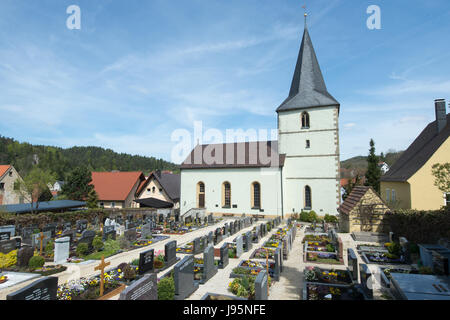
[83,249,118,260]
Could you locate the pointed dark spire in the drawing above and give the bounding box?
[277,25,339,112]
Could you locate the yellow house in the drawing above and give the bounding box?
[381,99,450,210]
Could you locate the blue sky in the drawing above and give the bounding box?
[0,0,449,162]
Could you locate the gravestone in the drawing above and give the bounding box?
[207,231,213,245]
[214,228,222,245]
[0,239,17,254]
[399,237,411,264]
[21,227,34,243]
[359,263,373,299]
[76,220,88,234]
[193,237,201,254]
[201,245,218,283]
[138,249,154,275]
[219,243,229,269]
[236,235,243,258]
[337,238,344,262]
[244,232,252,252]
[208,214,213,223]
[61,229,76,244]
[389,231,396,243]
[102,226,116,241]
[6,277,58,300]
[347,248,358,281]
[254,225,261,243]
[141,224,152,239]
[0,231,10,241]
[165,240,177,266]
[199,236,207,251]
[124,228,137,242]
[273,248,281,281]
[255,270,268,300]
[119,273,157,300]
[17,246,34,267]
[63,222,72,231]
[126,221,137,230]
[0,225,15,237]
[54,237,70,264]
[43,224,56,238]
[174,255,199,300]
[78,230,96,249]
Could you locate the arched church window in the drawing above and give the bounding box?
[252,182,261,209]
[305,185,312,209]
[301,112,310,129]
[197,182,205,208]
[222,182,231,208]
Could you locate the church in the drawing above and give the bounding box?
[180,22,341,218]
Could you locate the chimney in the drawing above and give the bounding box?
[435,99,447,134]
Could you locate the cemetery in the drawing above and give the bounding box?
[0,210,449,301]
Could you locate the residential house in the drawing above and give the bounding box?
[90,171,146,208]
[378,162,390,175]
[381,99,450,210]
[134,170,180,208]
[0,165,30,205]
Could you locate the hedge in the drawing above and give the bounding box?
[384,207,450,243]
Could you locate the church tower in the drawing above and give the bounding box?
[277,21,341,216]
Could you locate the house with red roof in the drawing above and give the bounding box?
[0,165,29,205]
[90,171,146,209]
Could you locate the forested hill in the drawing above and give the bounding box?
[0,135,179,180]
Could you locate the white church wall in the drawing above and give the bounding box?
[180,167,282,216]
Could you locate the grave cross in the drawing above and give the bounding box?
[39,232,45,256]
[94,256,111,297]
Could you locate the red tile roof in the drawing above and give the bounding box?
[0,165,11,178]
[90,171,145,201]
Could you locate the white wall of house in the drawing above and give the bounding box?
[180,167,282,216]
[278,106,340,215]
[0,166,30,205]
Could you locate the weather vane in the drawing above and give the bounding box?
[302,4,308,27]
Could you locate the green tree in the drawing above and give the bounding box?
[14,168,56,214]
[86,188,99,209]
[432,163,450,194]
[364,139,381,193]
[61,166,94,201]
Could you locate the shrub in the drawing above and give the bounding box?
[122,264,136,280]
[104,239,120,253]
[0,250,18,268]
[299,210,320,222]
[92,236,104,251]
[118,235,130,249]
[76,243,89,256]
[387,242,401,256]
[130,258,139,266]
[28,255,45,270]
[45,240,54,255]
[324,214,338,223]
[158,277,175,300]
[326,244,335,252]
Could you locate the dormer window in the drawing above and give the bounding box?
[301,112,310,129]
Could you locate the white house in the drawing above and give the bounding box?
[180,23,340,218]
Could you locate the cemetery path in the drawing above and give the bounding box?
[186,223,285,300]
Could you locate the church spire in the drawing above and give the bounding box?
[276,19,339,113]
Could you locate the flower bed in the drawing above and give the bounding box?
[32,265,67,276]
[250,248,276,259]
[57,277,123,300]
[361,251,405,265]
[0,275,8,284]
[302,234,332,244]
[263,240,281,249]
[356,243,389,253]
[304,283,365,300]
[228,275,272,300]
[176,242,193,254]
[305,252,341,264]
[227,244,237,258]
[304,266,353,285]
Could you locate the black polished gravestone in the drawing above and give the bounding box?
[273,248,281,281]
[7,277,58,300]
[0,231,11,241]
[138,249,154,275]
[43,224,57,238]
[219,243,229,269]
[199,236,207,252]
[359,263,373,299]
[347,248,358,282]
[165,240,177,266]
[253,225,261,243]
[255,270,268,300]
[78,230,96,249]
[200,245,218,284]
[214,228,222,245]
[102,226,116,241]
[119,273,157,300]
[76,219,88,234]
[174,255,199,300]
[61,229,76,244]
[0,239,17,254]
